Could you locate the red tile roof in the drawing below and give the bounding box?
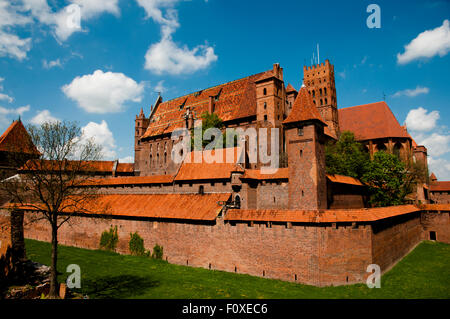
[430,181,450,192]
[116,163,134,173]
[242,168,289,180]
[142,70,273,138]
[0,120,40,155]
[430,173,437,182]
[339,101,410,141]
[21,159,116,173]
[326,174,364,186]
[83,175,174,186]
[9,193,231,221]
[283,86,326,126]
[225,205,420,223]
[175,147,244,181]
[286,83,297,94]
[419,204,450,211]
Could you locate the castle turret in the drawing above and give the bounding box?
[283,86,327,210]
[303,59,339,138]
[134,107,150,175]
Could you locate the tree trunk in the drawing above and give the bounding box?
[49,219,59,298]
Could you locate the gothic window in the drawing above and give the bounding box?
[312,90,315,98]
[320,99,323,105]
[325,98,328,104]
[235,195,241,209]
[164,152,167,164]
[264,102,267,109]
[393,142,403,158]
[149,154,152,167]
[319,88,323,96]
[324,87,327,95]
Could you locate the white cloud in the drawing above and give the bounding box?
[0,93,13,103]
[119,156,134,163]
[42,58,62,69]
[30,109,60,125]
[0,29,32,60]
[139,0,218,75]
[416,132,450,157]
[0,104,30,116]
[62,70,144,113]
[428,157,450,180]
[79,120,117,159]
[338,70,346,79]
[393,86,429,98]
[144,37,218,74]
[73,0,120,20]
[405,107,440,132]
[397,19,450,64]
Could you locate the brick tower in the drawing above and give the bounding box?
[134,107,149,174]
[283,85,327,210]
[303,59,339,138]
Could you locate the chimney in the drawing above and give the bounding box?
[208,96,215,114]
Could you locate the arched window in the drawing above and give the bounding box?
[324,88,327,95]
[164,152,167,164]
[377,143,387,152]
[320,99,323,105]
[312,90,315,98]
[319,88,323,96]
[264,102,267,109]
[393,142,403,158]
[234,195,241,209]
[324,98,328,104]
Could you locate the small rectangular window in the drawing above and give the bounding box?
[298,128,304,136]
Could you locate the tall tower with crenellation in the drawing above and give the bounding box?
[303,59,339,138]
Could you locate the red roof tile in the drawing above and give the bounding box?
[283,86,326,126]
[83,175,174,186]
[9,193,231,221]
[0,120,40,155]
[286,83,297,94]
[225,205,419,223]
[21,159,116,173]
[419,204,450,211]
[339,101,410,141]
[175,147,244,181]
[142,70,273,138]
[430,181,450,192]
[116,163,134,173]
[242,168,288,180]
[326,174,364,186]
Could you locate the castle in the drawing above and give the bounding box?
[1,60,449,287]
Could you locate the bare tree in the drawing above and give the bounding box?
[1,121,104,298]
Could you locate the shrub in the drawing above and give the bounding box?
[152,244,163,259]
[129,232,146,256]
[99,226,118,252]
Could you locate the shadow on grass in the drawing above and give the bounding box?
[81,275,159,299]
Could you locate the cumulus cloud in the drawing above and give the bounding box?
[144,37,218,75]
[79,120,117,159]
[62,70,144,113]
[415,132,450,157]
[405,107,440,132]
[30,109,60,125]
[392,86,429,98]
[397,19,450,64]
[138,0,218,75]
[0,93,13,103]
[0,104,30,127]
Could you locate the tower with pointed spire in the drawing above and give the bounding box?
[135,107,150,174]
[283,86,328,210]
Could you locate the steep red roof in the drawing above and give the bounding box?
[430,173,437,182]
[283,86,326,125]
[0,120,40,155]
[286,83,297,94]
[339,101,410,141]
[175,147,244,181]
[225,205,419,223]
[142,70,273,138]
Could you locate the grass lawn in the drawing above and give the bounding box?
[25,239,450,299]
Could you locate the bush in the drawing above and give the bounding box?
[152,244,163,260]
[129,232,146,256]
[99,226,118,252]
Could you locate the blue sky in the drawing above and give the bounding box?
[0,0,449,178]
